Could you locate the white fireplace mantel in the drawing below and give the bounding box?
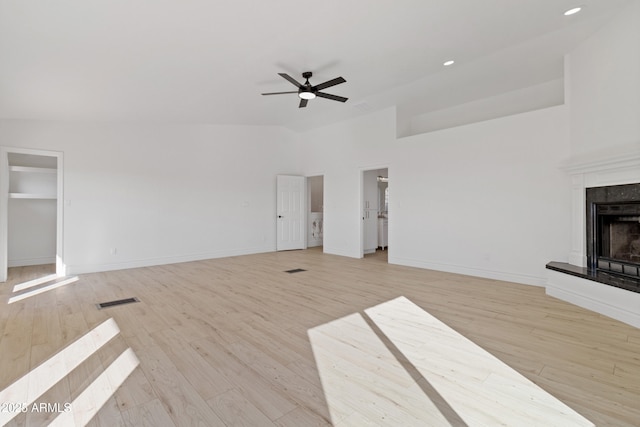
[546,144,640,328]
[563,146,640,176]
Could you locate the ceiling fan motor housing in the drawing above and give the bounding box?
[298,89,316,99]
[299,72,316,98]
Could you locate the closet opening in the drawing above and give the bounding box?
[1,147,64,282]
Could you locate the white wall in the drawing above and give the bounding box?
[392,106,570,285]
[0,121,298,274]
[300,105,571,285]
[8,199,56,266]
[0,108,573,285]
[299,108,397,258]
[402,79,564,137]
[567,1,640,158]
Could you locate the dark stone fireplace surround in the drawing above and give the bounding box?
[547,182,640,294]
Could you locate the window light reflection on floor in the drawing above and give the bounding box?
[8,276,79,304]
[0,318,136,426]
[49,348,139,426]
[12,273,59,292]
[308,296,594,426]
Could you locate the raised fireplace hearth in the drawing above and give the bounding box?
[586,183,640,280]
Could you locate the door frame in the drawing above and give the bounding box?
[359,165,390,258]
[306,174,324,249]
[0,146,65,282]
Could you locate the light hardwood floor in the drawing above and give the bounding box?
[1,248,639,426]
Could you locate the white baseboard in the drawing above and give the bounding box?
[546,270,640,329]
[389,256,546,287]
[323,247,360,259]
[8,256,56,267]
[65,246,275,275]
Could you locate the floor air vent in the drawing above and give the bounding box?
[97,297,140,309]
[285,268,307,274]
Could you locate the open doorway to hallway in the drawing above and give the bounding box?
[361,167,388,260]
[307,175,324,250]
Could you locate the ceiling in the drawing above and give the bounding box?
[0,0,632,132]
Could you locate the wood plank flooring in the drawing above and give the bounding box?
[0,249,639,426]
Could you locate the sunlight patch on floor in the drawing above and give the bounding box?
[309,296,594,426]
[308,311,453,426]
[49,348,139,427]
[0,318,138,426]
[8,276,79,304]
[12,273,59,292]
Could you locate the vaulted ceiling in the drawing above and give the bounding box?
[0,0,632,131]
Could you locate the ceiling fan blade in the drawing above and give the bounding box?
[316,92,348,103]
[261,91,299,96]
[279,73,303,88]
[299,98,308,108]
[313,76,346,91]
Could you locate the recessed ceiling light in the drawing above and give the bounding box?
[443,60,455,66]
[564,7,582,16]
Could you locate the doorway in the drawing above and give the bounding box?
[0,147,64,282]
[361,167,388,259]
[307,175,324,249]
[276,174,325,252]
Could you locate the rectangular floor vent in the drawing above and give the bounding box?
[285,268,307,274]
[96,297,140,309]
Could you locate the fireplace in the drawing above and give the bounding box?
[545,150,640,328]
[586,183,640,279]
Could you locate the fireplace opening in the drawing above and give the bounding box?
[595,204,640,276]
[587,183,640,279]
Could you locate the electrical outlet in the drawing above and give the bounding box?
[110,248,117,255]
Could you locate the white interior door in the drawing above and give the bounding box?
[277,175,306,251]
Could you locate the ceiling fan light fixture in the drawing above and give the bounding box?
[564,7,582,16]
[299,91,316,100]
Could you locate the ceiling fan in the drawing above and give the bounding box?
[261,71,348,108]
